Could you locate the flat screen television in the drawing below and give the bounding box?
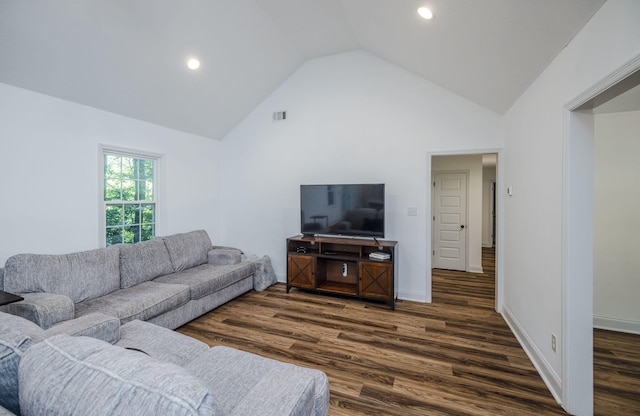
[300,184,385,238]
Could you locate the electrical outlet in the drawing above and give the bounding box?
[551,334,557,352]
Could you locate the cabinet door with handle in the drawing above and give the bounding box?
[288,254,315,289]
[359,261,392,300]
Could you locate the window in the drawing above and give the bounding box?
[102,149,159,246]
[327,185,335,206]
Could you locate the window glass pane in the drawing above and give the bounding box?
[121,158,135,179]
[143,181,153,200]
[106,227,123,246]
[123,204,139,225]
[141,204,154,224]
[140,160,154,180]
[135,180,147,200]
[104,179,122,201]
[121,180,136,201]
[106,205,123,226]
[123,225,140,243]
[141,224,154,241]
[104,154,121,178]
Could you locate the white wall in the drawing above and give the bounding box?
[482,165,496,247]
[431,154,484,273]
[594,110,640,333]
[502,0,640,412]
[0,83,221,265]
[220,50,502,302]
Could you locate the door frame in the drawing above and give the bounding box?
[431,170,469,272]
[427,148,504,312]
[562,53,640,415]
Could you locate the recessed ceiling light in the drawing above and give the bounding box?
[418,7,434,20]
[187,58,200,70]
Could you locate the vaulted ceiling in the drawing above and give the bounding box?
[0,0,606,139]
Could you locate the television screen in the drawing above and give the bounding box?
[300,184,385,238]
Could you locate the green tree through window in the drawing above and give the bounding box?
[104,152,156,246]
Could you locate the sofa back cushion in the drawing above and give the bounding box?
[0,317,35,415]
[3,246,121,304]
[119,239,174,288]
[162,230,212,272]
[19,335,220,416]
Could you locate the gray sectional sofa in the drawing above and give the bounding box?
[0,312,330,415]
[0,230,329,415]
[0,230,261,330]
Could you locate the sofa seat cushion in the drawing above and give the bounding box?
[75,282,190,324]
[153,261,256,300]
[120,239,174,289]
[19,335,220,416]
[185,346,329,416]
[117,320,209,367]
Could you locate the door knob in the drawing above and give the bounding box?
[460,225,465,229]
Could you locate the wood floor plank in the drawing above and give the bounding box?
[178,248,638,415]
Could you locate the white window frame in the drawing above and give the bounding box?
[98,144,164,247]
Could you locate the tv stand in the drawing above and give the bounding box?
[286,235,397,309]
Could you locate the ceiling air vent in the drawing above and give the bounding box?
[272,111,286,121]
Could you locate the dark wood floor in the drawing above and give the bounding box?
[594,328,640,415]
[178,248,639,415]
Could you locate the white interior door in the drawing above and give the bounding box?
[433,172,467,271]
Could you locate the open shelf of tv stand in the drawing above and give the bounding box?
[286,235,397,309]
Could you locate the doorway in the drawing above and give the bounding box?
[564,58,640,414]
[429,151,501,310]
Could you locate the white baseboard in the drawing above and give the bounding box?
[594,315,640,335]
[396,290,428,303]
[501,305,563,405]
[468,266,484,274]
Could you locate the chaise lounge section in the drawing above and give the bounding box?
[0,312,330,416]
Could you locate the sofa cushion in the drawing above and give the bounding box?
[3,246,120,304]
[153,262,255,300]
[120,239,174,289]
[208,248,242,265]
[75,282,190,324]
[19,335,220,416]
[0,292,74,329]
[0,311,47,342]
[44,313,121,344]
[0,325,34,415]
[162,230,212,272]
[252,255,278,292]
[185,346,329,416]
[117,320,209,367]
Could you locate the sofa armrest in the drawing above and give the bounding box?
[44,313,121,344]
[208,247,242,265]
[0,293,74,329]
